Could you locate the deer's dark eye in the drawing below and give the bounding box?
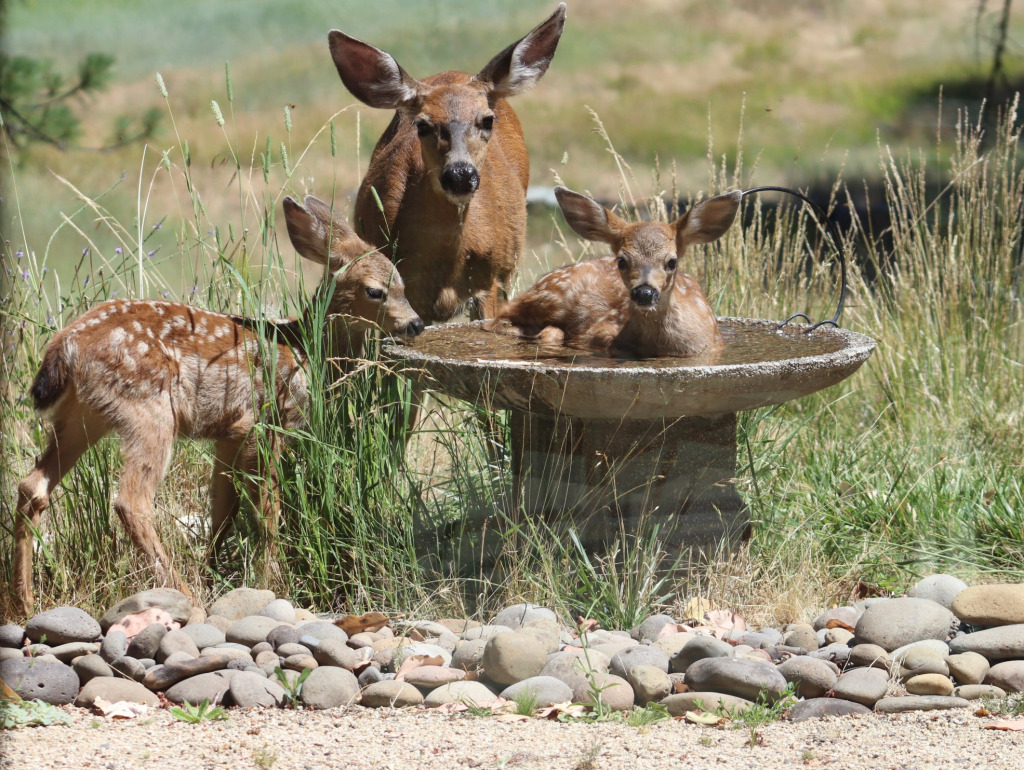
[616,256,627,270]
[666,258,678,271]
[366,287,385,300]
[414,120,432,138]
[480,115,495,132]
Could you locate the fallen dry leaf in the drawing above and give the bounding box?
[703,610,746,641]
[575,617,600,635]
[825,618,856,633]
[1,679,22,701]
[394,654,446,681]
[684,710,727,725]
[657,623,692,639]
[334,611,390,635]
[985,719,1024,731]
[535,701,587,719]
[110,608,180,639]
[683,596,714,621]
[93,698,148,719]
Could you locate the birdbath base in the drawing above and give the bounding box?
[510,410,749,556]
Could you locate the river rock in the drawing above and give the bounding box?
[670,635,733,674]
[361,680,423,708]
[143,652,236,690]
[540,648,611,691]
[482,631,547,686]
[180,623,226,651]
[500,676,572,707]
[661,692,754,716]
[609,645,670,679]
[492,603,557,630]
[832,667,889,707]
[954,684,1006,700]
[949,625,1024,660]
[908,574,968,611]
[824,628,855,646]
[100,589,192,631]
[295,621,347,645]
[112,655,147,682]
[423,680,498,708]
[49,642,100,663]
[25,607,101,646]
[73,654,113,684]
[777,656,838,698]
[276,643,313,658]
[226,616,286,647]
[451,639,487,672]
[951,584,1024,627]
[164,671,233,705]
[905,673,954,696]
[267,625,302,649]
[875,695,971,713]
[626,664,671,706]
[854,598,954,651]
[632,614,678,643]
[849,643,890,670]
[811,607,860,631]
[434,618,481,636]
[310,638,359,670]
[0,624,25,648]
[127,623,168,660]
[157,629,201,662]
[259,599,295,624]
[653,632,693,658]
[684,657,788,703]
[782,625,818,652]
[401,665,466,689]
[946,651,990,685]
[227,670,286,708]
[100,628,128,664]
[462,625,513,642]
[394,642,453,669]
[788,697,871,721]
[0,658,79,705]
[571,672,634,711]
[74,677,160,708]
[282,654,318,672]
[985,661,1024,692]
[300,666,360,709]
[208,588,276,622]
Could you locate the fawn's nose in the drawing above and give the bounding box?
[406,318,425,337]
[441,163,480,197]
[630,285,659,307]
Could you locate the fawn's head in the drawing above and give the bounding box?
[283,196,424,337]
[328,4,566,206]
[554,187,742,311]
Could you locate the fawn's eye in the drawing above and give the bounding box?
[616,256,627,270]
[366,287,385,300]
[479,115,495,132]
[666,258,678,271]
[414,120,432,138]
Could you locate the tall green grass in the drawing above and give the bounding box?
[1,59,1023,625]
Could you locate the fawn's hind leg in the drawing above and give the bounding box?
[112,409,191,599]
[13,400,109,616]
[208,437,245,563]
[229,431,283,584]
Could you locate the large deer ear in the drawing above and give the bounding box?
[474,3,566,98]
[675,190,742,249]
[283,195,355,272]
[328,31,425,111]
[554,186,626,247]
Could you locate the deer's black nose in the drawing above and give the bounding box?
[441,163,480,197]
[630,285,659,307]
[406,318,425,337]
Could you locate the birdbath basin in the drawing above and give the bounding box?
[383,318,876,556]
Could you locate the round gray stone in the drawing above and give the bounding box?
[143,652,237,690]
[782,625,818,652]
[73,653,114,685]
[0,624,26,648]
[571,672,634,711]
[300,666,359,709]
[811,607,861,631]
[462,625,514,642]
[482,631,547,686]
[260,599,296,624]
[0,658,79,705]
[954,684,1006,700]
[631,614,678,644]
[295,621,348,645]
[112,655,147,682]
[157,629,201,663]
[229,670,286,708]
[670,635,734,674]
[853,598,954,652]
[874,695,971,713]
[908,574,969,611]
[74,676,160,708]
[49,642,100,663]
[540,648,611,691]
[127,623,168,660]
[985,660,1024,692]
[777,656,838,698]
[684,657,788,703]
[100,628,128,663]
[0,648,24,663]
[267,625,303,649]
[226,616,287,647]
[951,584,1024,627]
[26,607,101,645]
[947,652,990,685]
[492,603,557,630]
[164,671,233,705]
[208,588,276,622]
[361,680,423,708]
[949,625,1024,661]
[849,643,890,669]
[277,643,313,658]
[100,588,192,631]
[661,692,754,716]
[609,645,670,679]
[500,676,572,707]
[832,667,890,707]
[423,680,498,708]
[451,639,487,673]
[180,623,227,651]
[788,697,871,721]
[313,638,360,670]
[626,664,671,706]
[394,642,453,669]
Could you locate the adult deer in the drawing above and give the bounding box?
[490,186,742,357]
[328,3,567,324]
[11,196,423,616]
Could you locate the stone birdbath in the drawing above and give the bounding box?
[383,318,876,557]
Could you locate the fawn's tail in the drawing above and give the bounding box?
[30,338,72,411]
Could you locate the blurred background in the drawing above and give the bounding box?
[2,0,1020,282]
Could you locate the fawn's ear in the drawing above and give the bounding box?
[475,3,566,99]
[329,31,425,112]
[554,186,627,247]
[283,195,354,272]
[675,190,742,249]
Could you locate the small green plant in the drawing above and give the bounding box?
[624,702,672,727]
[252,744,278,769]
[699,734,714,747]
[571,740,603,770]
[982,694,1024,717]
[273,666,312,708]
[509,690,539,717]
[168,698,229,724]
[721,683,798,748]
[0,698,72,729]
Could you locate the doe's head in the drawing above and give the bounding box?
[554,186,741,310]
[328,4,566,206]
[283,195,424,337]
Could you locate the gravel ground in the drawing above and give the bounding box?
[2,705,1023,770]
